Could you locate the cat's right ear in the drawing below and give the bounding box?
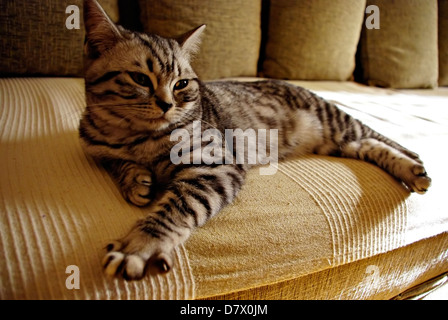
[83,0,122,57]
[177,25,206,60]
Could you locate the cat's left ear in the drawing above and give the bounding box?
[83,0,122,56]
[176,25,206,59]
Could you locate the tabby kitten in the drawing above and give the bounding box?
[80,0,431,280]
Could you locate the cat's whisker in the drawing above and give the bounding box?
[87,102,149,108]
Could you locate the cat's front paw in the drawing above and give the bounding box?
[102,222,176,280]
[121,169,153,207]
[103,248,172,280]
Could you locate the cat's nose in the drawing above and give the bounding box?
[156,99,173,113]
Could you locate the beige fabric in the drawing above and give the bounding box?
[0,78,194,299]
[0,0,118,77]
[207,233,448,300]
[360,0,439,88]
[439,0,448,86]
[262,0,366,80]
[290,80,448,247]
[138,0,262,80]
[187,155,409,298]
[1,78,448,300]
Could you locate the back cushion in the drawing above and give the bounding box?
[359,0,439,88]
[262,0,366,80]
[138,0,262,80]
[0,0,118,77]
[439,0,448,86]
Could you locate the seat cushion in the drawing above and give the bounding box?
[0,77,447,299]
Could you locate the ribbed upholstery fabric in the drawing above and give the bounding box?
[1,77,447,299]
[186,154,411,298]
[0,78,195,299]
[186,80,448,299]
[280,157,408,264]
[206,233,448,300]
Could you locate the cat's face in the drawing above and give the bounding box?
[83,0,205,132]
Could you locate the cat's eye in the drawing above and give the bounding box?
[174,79,189,91]
[129,72,152,88]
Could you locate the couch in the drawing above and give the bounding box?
[1,0,447,300]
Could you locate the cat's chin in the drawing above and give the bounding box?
[131,115,172,132]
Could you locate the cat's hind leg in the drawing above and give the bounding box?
[341,137,431,194]
[299,96,432,194]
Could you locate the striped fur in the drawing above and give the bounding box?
[80,0,431,280]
